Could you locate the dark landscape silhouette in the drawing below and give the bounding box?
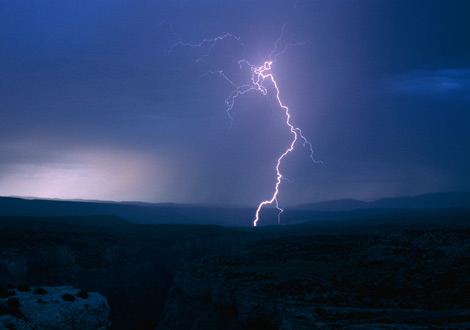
[1,192,469,329]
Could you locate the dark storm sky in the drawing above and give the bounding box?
[1,0,469,206]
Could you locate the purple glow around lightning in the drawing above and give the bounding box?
[167,24,322,226]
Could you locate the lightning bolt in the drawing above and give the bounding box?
[165,23,322,227]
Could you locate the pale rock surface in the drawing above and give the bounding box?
[0,286,110,330]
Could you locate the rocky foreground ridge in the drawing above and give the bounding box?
[0,285,110,330]
[0,216,246,329]
[157,228,470,329]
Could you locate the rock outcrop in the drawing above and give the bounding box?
[0,286,110,330]
[0,217,246,329]
[157,229,470,329]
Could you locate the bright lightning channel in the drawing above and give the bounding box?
[166,24,322,227]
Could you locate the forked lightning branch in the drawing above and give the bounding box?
[167,25,322,226]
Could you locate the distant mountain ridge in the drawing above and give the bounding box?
[0,192,468,226]
[294,192,470,211]
[0,196,259,226]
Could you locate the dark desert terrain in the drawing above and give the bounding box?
[1,193,469,329]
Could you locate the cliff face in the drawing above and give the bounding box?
[0,217,246,329]
[0,286,110,330]
[157,229,470,329]
[157,259,285,330]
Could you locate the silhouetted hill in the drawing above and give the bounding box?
[0,215,130,227]
[0,197,257,226]
[369,191,470,209]
[294,192,470,211]
[1,192,469,227]
[293,198,367,211]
